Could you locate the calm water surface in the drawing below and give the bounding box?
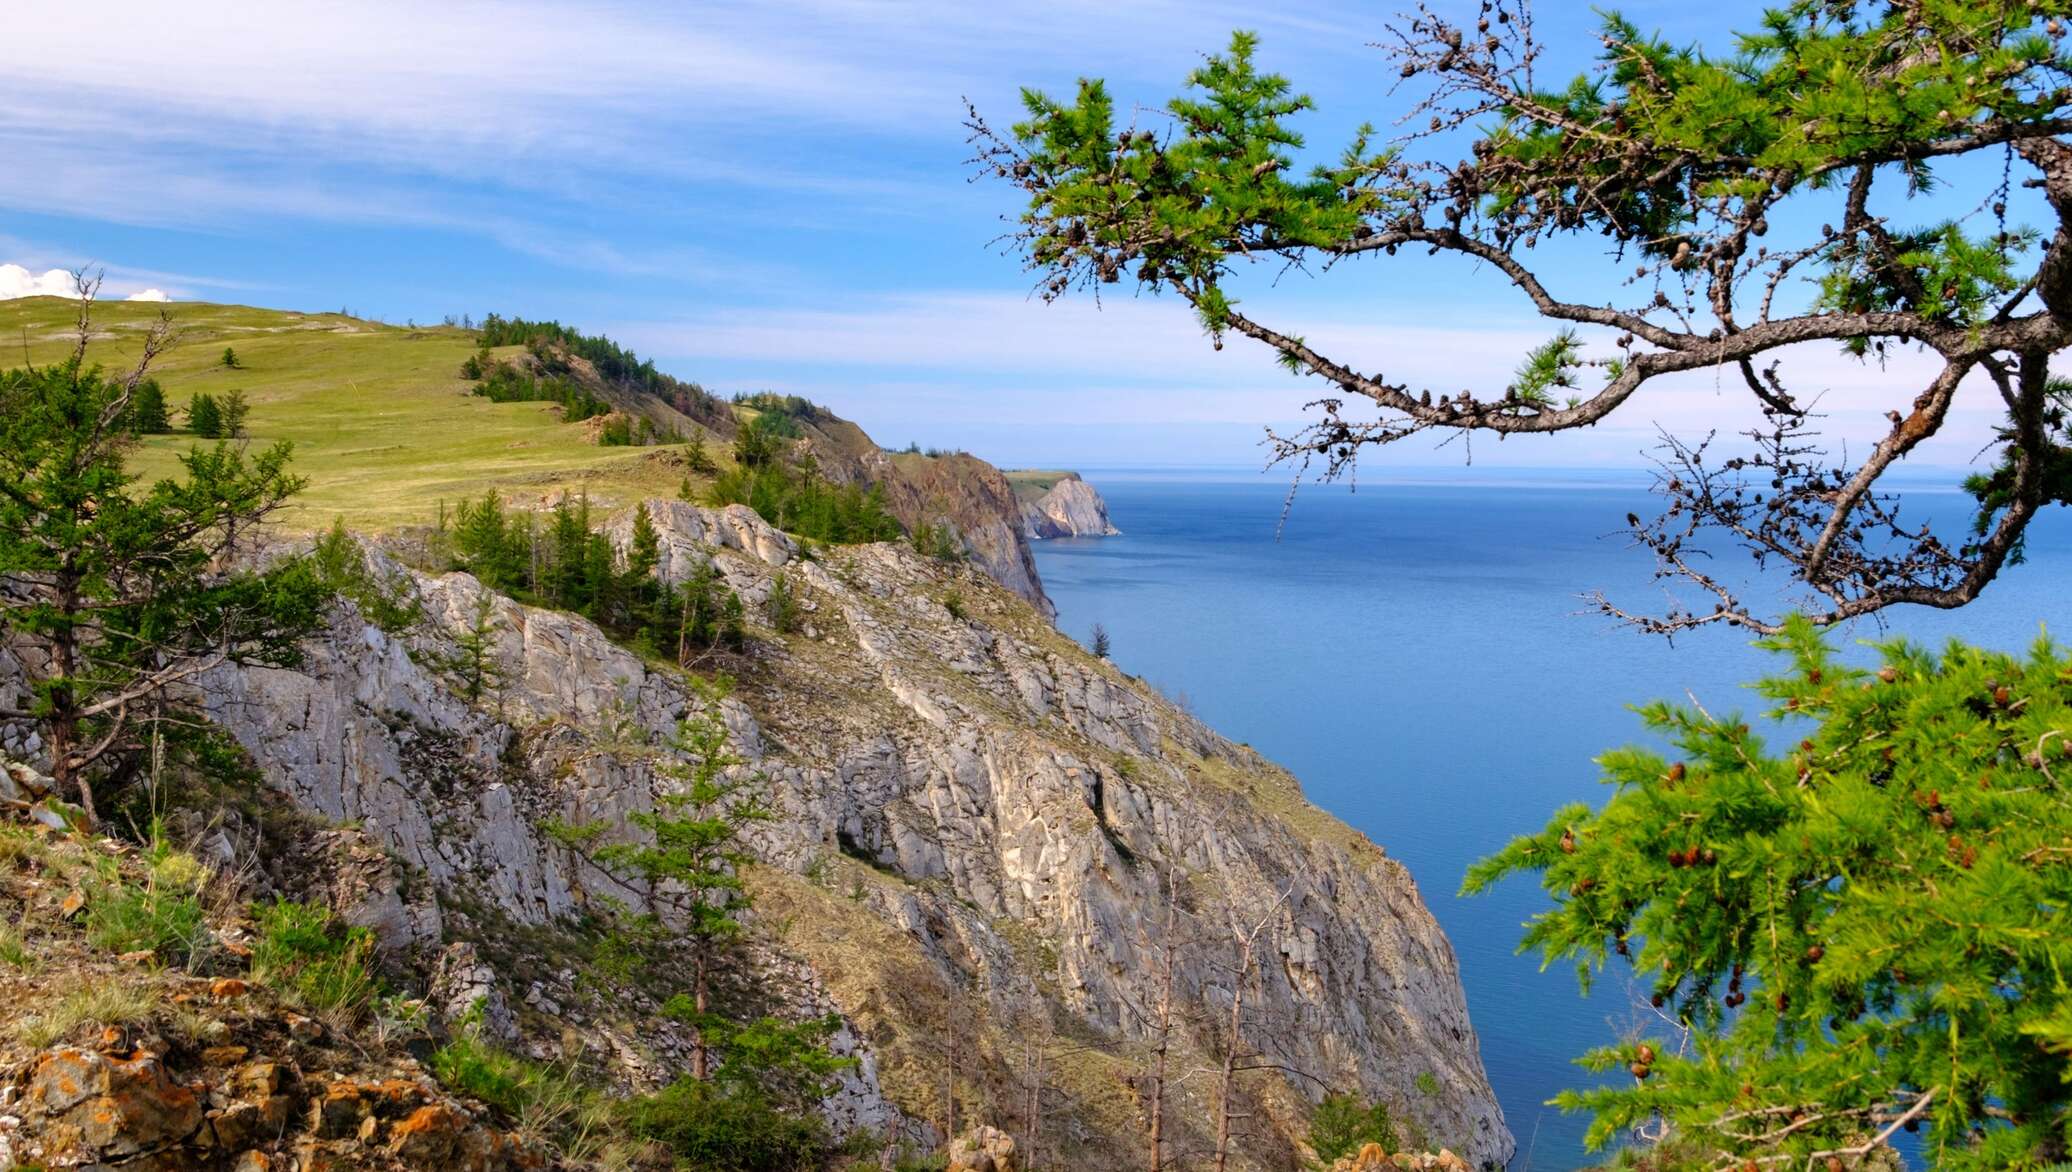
[1030,466,2072,1171]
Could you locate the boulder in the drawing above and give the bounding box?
[946,1124,1018,1172]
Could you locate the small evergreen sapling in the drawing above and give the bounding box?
[552,679,771,1082]
[443,593,507,707]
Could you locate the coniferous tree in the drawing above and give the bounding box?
[684,433,717,475]
[219,346,240,369]
[452,490,525,592]
[443,592,507,707]
[764,571,801,635]
[547,496,590,607]
[556,679,769,1081]
[186,392,222,439]
[628,501,662,580]
[217,388,250,438]
[979,6,2072,631]
[127,378,170,434]
[1468,619,2072,1169]
[0,308,322,824]
[1090,623,1111,660]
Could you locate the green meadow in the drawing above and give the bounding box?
[0,296,694,531]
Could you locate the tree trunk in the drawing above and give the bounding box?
[1212,948,1248,1172]
[944,1004,958,1143]
[690,947,710,1080]
[46,581,94,825]
[1148,877,1178,1172]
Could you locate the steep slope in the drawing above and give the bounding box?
[739,403,1053,613]
[1010,470,1122,538]
[170,502,1511,1169]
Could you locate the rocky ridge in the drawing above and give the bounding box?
[1018,472,1121,540]
[2,500,1511,1169]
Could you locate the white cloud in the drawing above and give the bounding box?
[0,262,174,303]
[0,264,81,299]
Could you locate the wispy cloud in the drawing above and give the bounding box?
[0,0,1391,274]
[617,288,2018,467]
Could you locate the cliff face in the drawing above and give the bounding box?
[152,501,1512,1169]
[1019,472,1121,539]
[782,414,1053,616]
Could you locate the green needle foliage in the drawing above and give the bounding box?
[1466,619,2072,1169]
[555,678,771,1080]
[0,327,324,824]
[977,4,2072,632]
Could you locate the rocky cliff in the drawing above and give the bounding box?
[1,502,1511,1169]
[775,413,1054,616]
[1014,472,1121,539]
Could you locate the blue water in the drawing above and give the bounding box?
[1029,467,2072,1171]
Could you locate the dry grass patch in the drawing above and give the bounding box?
[15,970,165,1049]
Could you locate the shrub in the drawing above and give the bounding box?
[249,899,380,1021]
[312,517,420,632]
[624,1078,828,1172]
[1308,1093,1399,1164]
[765,571,802,635]
[706,465,902,546]
[1467,619,2072,1169]
[912,521,964,562]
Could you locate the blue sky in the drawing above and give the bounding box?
[0,2,2036,471]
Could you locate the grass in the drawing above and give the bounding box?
[1001,468,1072,505]
[248,898,382,1023]
[0,296,701,531]
[85,841,213,966]
[16,972,162,1049]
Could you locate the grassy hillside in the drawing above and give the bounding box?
[0,297,700,531]
[1001,468,1070,505]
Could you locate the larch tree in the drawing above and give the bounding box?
[1466,620,2072,1168]
[0,282,323,823]
[975,1,2072,633]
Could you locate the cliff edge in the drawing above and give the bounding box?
[156,501,1513,1169]
[1011,471,1122,540]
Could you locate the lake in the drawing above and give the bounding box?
[1030,466,2072,1170]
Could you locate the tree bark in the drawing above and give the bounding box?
[690,948,710,1081]
[1147,874,1178,1172]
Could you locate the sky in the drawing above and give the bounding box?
[0,1,2045,471]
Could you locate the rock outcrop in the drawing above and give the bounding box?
[791,418,1054,615]
[7,501,1511,1168]
[1017,472,1120,539]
